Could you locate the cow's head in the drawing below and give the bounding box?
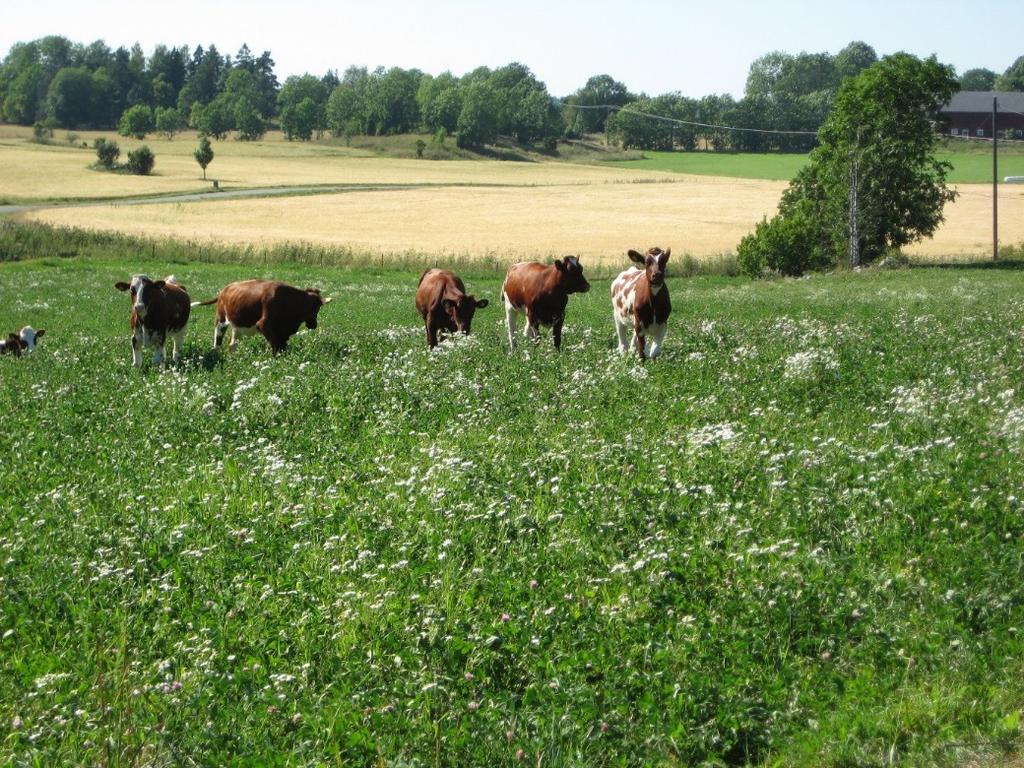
[553,256,590,294]
[304,289,333,329]
[442,294,489,334]
[115,275,166,320]
[628,247,671,288]
[18,326,45,353]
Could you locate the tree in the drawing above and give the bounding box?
[45,66,95,127]
[278,74,328,139]
[234,98,265,140]
[456,81,499,148]
[190,97,232,139]
[739,54,960,275]
[118,104,154,138]
[565,74,631,134]
[833,42,878,81]
[995,56,1024,91]
[280,97,319,141]
[326,83,365,136]
[155,106,183,139]
[194,135,213,179]
[960,68,997,91]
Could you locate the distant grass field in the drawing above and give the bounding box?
[2,243,1024,765]
[618,144,1024,184]
[609,151,811,180]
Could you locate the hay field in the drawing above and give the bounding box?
[0,126,666,202]
[7,124,1023,260]
[24,176,787,263]
[23,177,1024,262]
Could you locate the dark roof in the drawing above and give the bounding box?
[942,91,1024,113]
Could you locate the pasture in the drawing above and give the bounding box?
[2,247,1024,766]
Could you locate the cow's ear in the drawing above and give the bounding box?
[35,329,45,338]
[553,259,565,272]
[115,281,130,291]
[661,248,671,264]
[475,298,489,309]
[153,280,166,290]
[627,249,645,265]
[442,298,457,312]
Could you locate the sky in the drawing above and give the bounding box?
[2,0,1021,98]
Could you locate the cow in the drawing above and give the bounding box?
[0,326,45,356]
[611,247,671,359]
[415,269,489,348]
[114,275,191,367]
[191,280,332,353]
[501,257,590,351]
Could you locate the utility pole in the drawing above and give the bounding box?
[994,96,999,261]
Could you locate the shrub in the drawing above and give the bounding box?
[94,138,120,168]
[65,131,79,145]
[415,139,426,158]
[737,206,832,277]
[542,135,558,152]
[126,145,155,175]
[31,122,53,144]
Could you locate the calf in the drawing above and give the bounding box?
[0,326,46,356]
[415,268,489,348]
[114,275,191,367]
[191,280,332,353]
[501,257,590,350]
[611,247,671,359]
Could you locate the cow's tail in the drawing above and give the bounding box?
[190,298,218,308]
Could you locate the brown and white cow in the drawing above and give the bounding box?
[114,275,191,367]
[415,268,489,348]
[611,247,671,359]
[0,326,46,356]
[191,280,332,353]
[501,257,590,351]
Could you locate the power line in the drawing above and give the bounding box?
[560,102,819,137]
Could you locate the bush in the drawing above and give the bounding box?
[31,122,54,144]
[126,145,155,175]
[94,138,120,168]
[65,131,79,145]
[737,207,832,277]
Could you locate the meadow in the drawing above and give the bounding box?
[2,236,1024,765]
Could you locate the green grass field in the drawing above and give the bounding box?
[2,232,1024,765]
[617,144,1024,184]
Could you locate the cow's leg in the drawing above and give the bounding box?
[169,328,186,363]
[647,323,667,359]
[426,323,438,349]
[152,333,166,367]
[615,317,630,354]
[130,330,143,368]
[525,310,540,343]
[213,316,229,349]
[263,329,288,354]
[504,302,519,350]
[552,318,563,351]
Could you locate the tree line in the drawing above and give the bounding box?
[2,35,1023,152]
